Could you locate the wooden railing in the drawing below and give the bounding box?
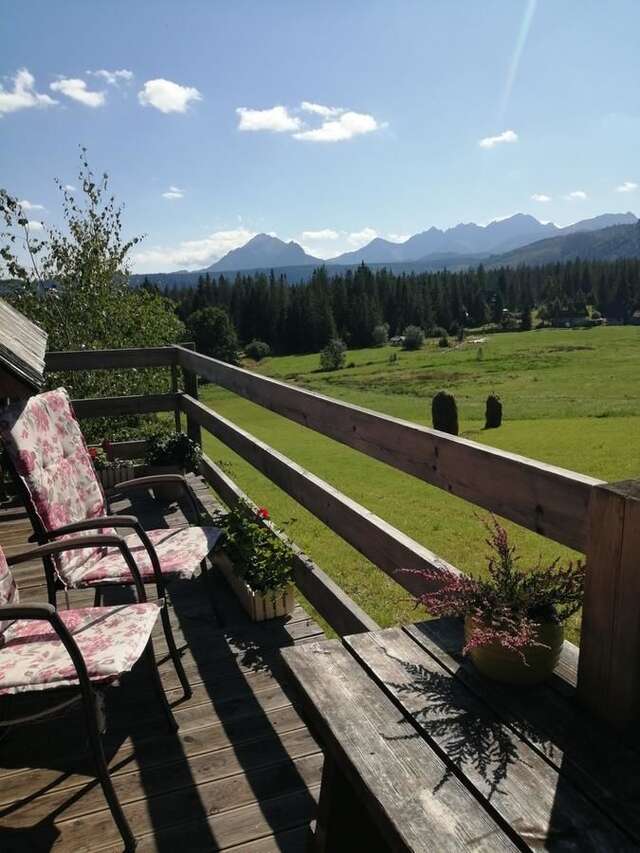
[43,344,640,729]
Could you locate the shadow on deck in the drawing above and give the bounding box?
[0,475,323,852]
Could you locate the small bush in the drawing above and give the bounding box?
[438,336,449,348]
[388,352,399,364]
[145,432,202,472]
[476,347,484,361]
[484,393,503,429]
[244,339,271,361]
[402,325,424,350]
[591,309,601,320]
[346,360,356,368]
[372,323,389,347]
[427,326,448,338]
[320,338,347,371]
[432,391,459,435]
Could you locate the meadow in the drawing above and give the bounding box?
[199,326,640,642]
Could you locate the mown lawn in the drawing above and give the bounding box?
[199,326,640,643]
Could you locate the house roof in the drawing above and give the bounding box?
[0,298,47,394]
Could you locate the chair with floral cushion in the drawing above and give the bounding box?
[0,388,225,699]
[0,535,177,851]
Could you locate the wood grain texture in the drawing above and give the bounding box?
[45,346,176,371]
[71,392,178,419]
[578,480,640,727]
[282,640,518,852]
[176,346,600,551]
[346,626,635,852]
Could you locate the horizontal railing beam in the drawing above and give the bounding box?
[182,394,459,598]
[72,393,178,419]
[46,346,178,372]
[176,346,600,552]
[199,453,378,636]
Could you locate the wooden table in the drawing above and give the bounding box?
[282,618,640,852]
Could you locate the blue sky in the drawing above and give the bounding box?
[2,0,639,272]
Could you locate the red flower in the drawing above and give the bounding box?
[88,447,98,460]
[257,507,270,519]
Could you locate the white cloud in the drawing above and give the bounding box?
[347,227,378,247]
[88,69,133,86]
[63,184,76,192]
[132,228,257,272]
[616,181,637,193]
[26,220,44,231]
[236,105,301,132]
[0,68,57,115]
[162,185,184,200]
[388,233,410,243]
[300,101,343,118]
[478,129,518,149]
[301,228,340,241]
[50,78,105,107]
[294,110,383,142]
[19,199,45,211]
[138,79,201,113]
[531,193,551,202]
[565,190,587,200]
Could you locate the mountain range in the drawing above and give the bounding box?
[132,211,639,287]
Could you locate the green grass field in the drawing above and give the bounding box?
[199,326,640,642]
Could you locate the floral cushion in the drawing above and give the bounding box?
[63,526,224,588]
[0,389,113,581]
[0,549,18,637]
[0,602,161,696]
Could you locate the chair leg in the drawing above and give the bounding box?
[93,586,103,607]
[160,602,191,700]
[144,639,179,733]
[82,685,136,851]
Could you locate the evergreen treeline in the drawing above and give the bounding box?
[158,258,640,355]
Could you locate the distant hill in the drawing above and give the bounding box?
[206,233,321,272]
[485,221,640,267]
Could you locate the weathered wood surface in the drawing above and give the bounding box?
[406,619,640,842]
[182,395,460,598]
[45,346,177,372]
[71,392,179,419]
[0,297,47,392]
[578,480,640,728]
[199,452,379,636]
[176,346,600,551]
[0,474,323,852]
[282,640,518,852]
[346,626,637,851]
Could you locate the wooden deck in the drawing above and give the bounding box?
[0,475,324,852]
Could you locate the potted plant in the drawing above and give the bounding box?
[144,432,202,501]
[404,517,585,685]
[213,502,295,621]
[89,442,135,490]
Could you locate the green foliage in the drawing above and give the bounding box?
[402,325,424,350]
[485,393,503,429]
[372,323,389,347]
[438,335,449,348]
[187,306,239,363]
[244,339,271,361]
[144,432,202,472]
[427,326,448,338]
[215,502,295,594]
[320,338,347,371]
[521,305,533,331]
[432,390,459,435]
[0,150,185,442]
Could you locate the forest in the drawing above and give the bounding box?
[158,257,640,355]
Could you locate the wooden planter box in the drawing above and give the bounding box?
[214,551,295,622]
[97,463,135,490]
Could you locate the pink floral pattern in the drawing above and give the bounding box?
[0,550,18,637]
[0,388,223,590]
[0,389,113,579]
[64,526,223,587]
[0,602,161,696]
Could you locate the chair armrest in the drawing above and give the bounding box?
[7,535,147,602]
[41,515,140,539]
[107,474,203,524]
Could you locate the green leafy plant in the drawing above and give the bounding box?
[145,432,202,472]
[402,325,424,350]
[320,338,347,371]
[216,503,295,594]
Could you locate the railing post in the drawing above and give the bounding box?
[577,480,640,728]
[179,343,202,447]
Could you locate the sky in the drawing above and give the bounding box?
[2,0,639,272]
